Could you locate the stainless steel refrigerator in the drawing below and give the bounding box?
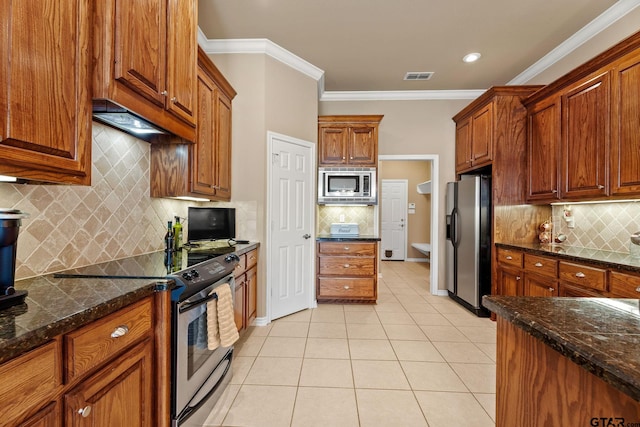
[445,175,491,316]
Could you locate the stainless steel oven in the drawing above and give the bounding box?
[170,254,239,427]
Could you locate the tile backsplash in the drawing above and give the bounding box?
[551,201,640,254]
[317,205,376,235]
[1,123,256,280]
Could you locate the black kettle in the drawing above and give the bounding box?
[0,209,29,308]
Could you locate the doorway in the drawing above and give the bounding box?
[266,131,316,321]
[378,155,439,295]
[380,179,408,261]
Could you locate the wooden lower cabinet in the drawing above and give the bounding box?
[496,267,522,296]
[234,273,247,332]
[64,340,154,426]
[316,241,378,303]
[19,401,61,427]
[523,273,558,297]
[233,249,259,334]
[558,281,603,297]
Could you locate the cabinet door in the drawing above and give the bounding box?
[0,0,91,185]
[348,125,377,166]
[611,51,640,195]
[318,126,349,166]
[523,274,558,297]
[455,118,472,172]
[559,281,602,297]
[527,96,561,202]
[497,267,522,296]
[192,68,217,196]
[234,275,246,333]
[112,0,166,107]
[64,340,154,427]
[246,266,257,324]
[214,90,233,200]
[562,72,609,199]
[165,0,197,124]
[18,401,60,427]
[471,103,493,167]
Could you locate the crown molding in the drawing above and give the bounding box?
[319,90,486,102]
[509,0,640,84]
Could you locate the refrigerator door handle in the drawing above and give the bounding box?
[452,208,461,247]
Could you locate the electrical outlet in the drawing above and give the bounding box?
[339,214,345,223]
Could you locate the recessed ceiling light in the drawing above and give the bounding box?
[463,52,482,63]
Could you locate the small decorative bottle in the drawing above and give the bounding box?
[165,221,174,271]
[173,216,183,251]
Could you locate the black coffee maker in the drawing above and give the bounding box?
[0,209,29,309]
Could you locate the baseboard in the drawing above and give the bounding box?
[406,258,430,263]
[252,316,269,327]
[436,289,449,296]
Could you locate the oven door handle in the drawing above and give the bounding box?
[179,292,218,313]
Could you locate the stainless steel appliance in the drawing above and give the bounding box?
[445,175,491,316]
[169,252,239,427]
[318,167,377,204]
[0,209,29,309]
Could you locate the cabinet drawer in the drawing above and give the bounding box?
[523,254,557,278]
[65,298,153,381]
[318,242,375,256]
[609,271,640,298]
[559,281,604,297]
[318,278,375,298]
[558,262,607,291]
[246,249,258,270]
[318,257,375,276]
[496,248,523,268]
[0,341,61,426]
[234,253,247,277]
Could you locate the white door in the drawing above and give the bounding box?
[381,180,407,261]
[268,132,315,321]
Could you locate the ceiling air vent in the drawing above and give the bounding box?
[403,72,434,81]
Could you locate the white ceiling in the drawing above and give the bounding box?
[197,0,638,95]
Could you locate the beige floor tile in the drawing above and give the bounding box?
[382,324,427,340]
[376,311,416,325]
[299,358,354,388]
[414,391,495,427]
[304,337,350,359]
[390,340,445,362]
[356,389,428,427]
[420,325,470,342]
[342,304,376,312]
[474,392,496,421]
[235,335,266,357]
[410,313,453,326]
[401,302,439,313]
[291,387,359,427]
[203,384,240,426]
[349,339,397,360]
[475,342,497,362]
[443,312,494,327]
[432,342,494,364]
[352,360,410,389]
[346,323,388,339]
[230,356,255,384]
[432,301,470,314]
[450,363,496,393]
[311,308,346,323]
[275,309,312,322]
[457,326,498,343]
[314,303,345,312]
[308,322,347,338]
[259,337,306,358]
[268,321,309,337]
[243,324,272,337]
[400,361,468,392]
[374,302,406,312]
[344,311,381,324]
[223,385,297,427]
[244,357,302,386]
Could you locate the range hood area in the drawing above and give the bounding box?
[92,100,170,141]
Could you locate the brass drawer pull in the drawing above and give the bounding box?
[110,325,129,338]
[534,262,543,267]
[344,246,350,250]
[343,264,350,268]
[78,406,92,418]
[505,256,513,260]
[344,285,350,290]
[575,272,586,278]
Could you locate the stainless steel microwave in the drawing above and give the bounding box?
[318,167,377,205]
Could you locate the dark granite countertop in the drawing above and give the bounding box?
[483,295,640,401]
[496,242,640,274]
[0,242,259,364]
[316,234,381,241]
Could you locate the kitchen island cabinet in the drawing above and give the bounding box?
[318,116,383,167]
[0,0,92,185]
[484,296,640,426]
[93,0,198,141]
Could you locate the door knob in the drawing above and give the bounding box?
[302,234,311,239]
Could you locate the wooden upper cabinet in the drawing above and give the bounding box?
[93,0,197,142]
[527,96,561,202]
[150,48,236,201]
[455,118,472,171]
[0,0,92,185]
[561,72,610,199]
[611,50,640,196]
[318,116,383,167]
[470,103,493,167]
